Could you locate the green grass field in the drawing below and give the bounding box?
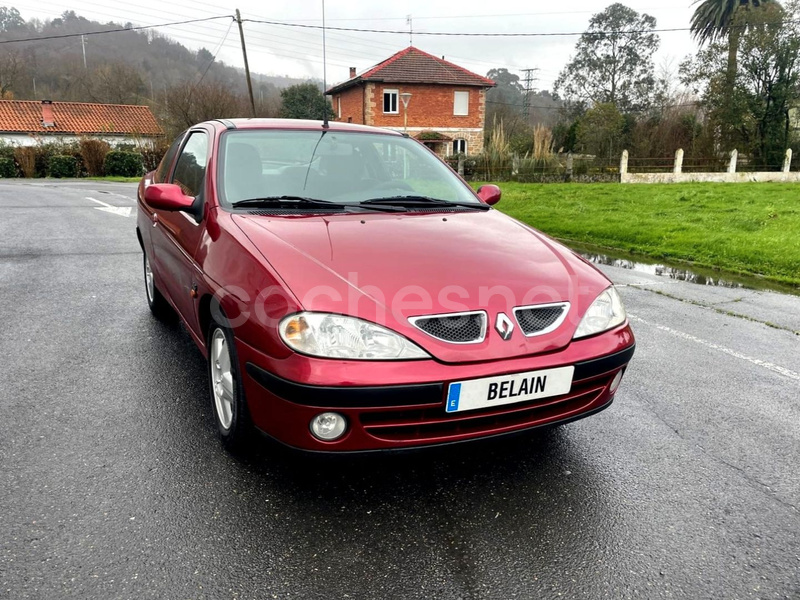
[478,182,800,286]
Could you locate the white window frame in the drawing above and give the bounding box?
[453,139,467,155]
[337,96,342,118]
[383,89,399,114]
[454,91,469,116]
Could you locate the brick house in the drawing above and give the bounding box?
[326,47,495,156]
[0,100,163,147]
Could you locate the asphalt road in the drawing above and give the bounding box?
[1,180,798,600]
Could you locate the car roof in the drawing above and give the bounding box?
[207,118,404,136]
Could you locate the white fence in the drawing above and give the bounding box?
[619,148,800,183]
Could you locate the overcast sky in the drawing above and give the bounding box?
[16,1,700,90]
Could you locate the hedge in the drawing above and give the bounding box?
[48,155,78,178]
[0,157,16,178]
[104,151,144,177]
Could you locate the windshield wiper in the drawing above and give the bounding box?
[359,196,490,210]
[231,195,342,208]
[230,195,404,213]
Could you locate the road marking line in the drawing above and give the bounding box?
[85,196,132,218]
[628,314,800,382]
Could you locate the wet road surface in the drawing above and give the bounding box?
[1,180,798,599]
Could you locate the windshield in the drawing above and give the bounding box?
[217,130,480,207]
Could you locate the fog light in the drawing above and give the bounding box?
[310,412,347,441]
[609,370,623,393]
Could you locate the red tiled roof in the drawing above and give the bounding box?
[0,100,163,136]
[327,47,496,94]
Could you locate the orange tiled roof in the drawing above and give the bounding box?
[0,100,163,136]
[327,47,496,95]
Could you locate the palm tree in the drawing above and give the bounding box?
[690,0,781,89]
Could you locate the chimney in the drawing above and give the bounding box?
[349,67,356,79]
[41,100,55,128]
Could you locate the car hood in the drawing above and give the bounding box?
[232,210,612,363]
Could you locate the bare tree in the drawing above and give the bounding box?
[88,62,147,104]
[0,49,20,98]
[163,80,246,133]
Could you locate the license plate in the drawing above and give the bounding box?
[445,366,574,413]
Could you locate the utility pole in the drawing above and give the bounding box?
[235,9,257,117]
[521,68,538,120]
[81,35,87,69]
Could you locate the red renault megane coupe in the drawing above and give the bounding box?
[137,119,634,452]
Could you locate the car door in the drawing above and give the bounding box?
[150,129,211,334]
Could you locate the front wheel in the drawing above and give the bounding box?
[208,319,252,451]
[143,251,174,320]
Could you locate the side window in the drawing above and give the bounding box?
[453,91,469,116]
[171,131,209,198]
[383,89,398,114]
[453,139,467,155]
[154,134,184,183]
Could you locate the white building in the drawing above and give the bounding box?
[0,100,163,147]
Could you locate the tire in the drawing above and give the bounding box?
[207,317,252,451]
[143,251,174,320]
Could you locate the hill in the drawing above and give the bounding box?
[0,7,318,133]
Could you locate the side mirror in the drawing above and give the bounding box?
[476,184,501,206]
[144,183,195,212]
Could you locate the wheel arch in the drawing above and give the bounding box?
[198,293,214,346]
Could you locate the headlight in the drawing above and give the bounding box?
[279,312,430,360]
[573,286,627,339]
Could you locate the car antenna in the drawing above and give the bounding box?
[321,0,329,129]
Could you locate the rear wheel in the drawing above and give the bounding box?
[208,318,252,451]
[143,251,173,320]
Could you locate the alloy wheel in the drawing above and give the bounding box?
[210,328,235,430]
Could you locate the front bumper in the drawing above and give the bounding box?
[236,324,635,452]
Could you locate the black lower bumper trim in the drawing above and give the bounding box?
[573,344,635,381]
[245,343,634,409]
[245,363,443,408]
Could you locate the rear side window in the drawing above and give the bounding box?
[171,131,209,198]
[154,134,184,183]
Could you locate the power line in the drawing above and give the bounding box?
[242,17,799,38]
[236,6,681,23]
[194,19,235,88]
[0,15,233,45]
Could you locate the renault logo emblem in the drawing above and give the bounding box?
[495,313,514,340]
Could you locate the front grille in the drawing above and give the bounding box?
[410,311,486,344]
[360,370,618,443]
[514,303,569,336]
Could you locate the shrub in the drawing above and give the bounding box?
[0,157,16,178]
[48,155,78,178]
[0,141,14,161]
[14,147,36,178]
[79,139,110,176]
[139,140,170,172]
[104,151,144,177]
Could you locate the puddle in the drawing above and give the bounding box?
[570,243,800,296]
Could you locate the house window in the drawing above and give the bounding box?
[453,139,467,155]
[383,89,398,114]
[454,91,469,116]
[337,96,342,119]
